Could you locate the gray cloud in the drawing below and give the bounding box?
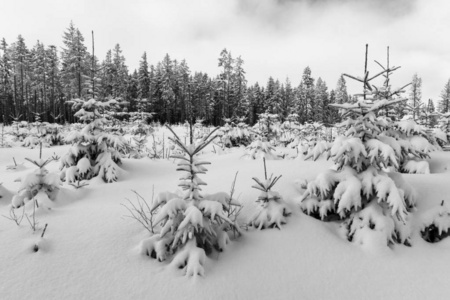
[0,0,448,101]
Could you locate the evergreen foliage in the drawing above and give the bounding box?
[299,46,418,247]
[139,125,240,276]
[60,98,126,183]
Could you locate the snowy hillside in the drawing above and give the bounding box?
[1,127,450,300]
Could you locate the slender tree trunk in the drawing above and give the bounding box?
[20,57,25,120]
[34,89,37,118]
[13,74,17,118]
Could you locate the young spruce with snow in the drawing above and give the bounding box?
[139,125,240,276]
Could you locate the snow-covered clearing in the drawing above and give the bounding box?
[1,135,450,300]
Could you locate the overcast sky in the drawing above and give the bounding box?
[1,0,449,102]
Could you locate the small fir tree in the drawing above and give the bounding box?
[299,46,417,247]
[60,98,126,183]
[249,159,291,229]
[139,125,240,277]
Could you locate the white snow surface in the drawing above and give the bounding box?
[1,140,450,299]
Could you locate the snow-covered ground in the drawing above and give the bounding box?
[1,129,450,300]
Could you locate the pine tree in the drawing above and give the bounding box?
[111,44,128,99]
[159,54,175,123]
[438,79,450,113]
[297,67,315,123]
[46,45,61,122]
[61,22,88,123]
[60,98,126,183]
[0,38,13,124]
[329,89,339,124]
[232,55,246,118]
[126,71,139,113]
[139,126,239,277]
[61,22,88,99]
[335,75,349,106]
[137,52,150,110]
[314,78,329,124]
[300,46,418,247]
[30,41,50,121]
[423,99,437,128]
[100,49,114,99]
[409,73,422,121]
[218,49,234,119]
[83,31,102,102]
[279,78,294,121]
[11,35,30,121]
[265,77,278,114]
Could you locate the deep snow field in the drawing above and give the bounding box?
[1,126,450,300]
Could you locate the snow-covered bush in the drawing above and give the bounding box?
[244,113,283,159]
[9,119,29,142]
[435,112,450,149]
[127,123,150,159]
[22,121,51,149]
[280,114,299,147]
[59,98,126,183]
[10,156,61,232]
[249,164,291,229]
[421,200,450,243]
[217,117,251,148]
[139,126,240,277]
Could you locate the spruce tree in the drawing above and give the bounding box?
[0,38,13,124]
[297,67,315,123]
[137,52,150,108]
[11,35,30,121]
[438,79,450,113]
[300,46,417,247]
[409,73,422,121]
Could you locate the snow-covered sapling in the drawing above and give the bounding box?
[249,159,291,229]
[299,46,416,247]
[421,200,450,243]
[60,98,126,183]
[11,155,61,233]
[12,157,61,210]
[245,113,283,160]
[128,123,149,159]
[139,125,240,277]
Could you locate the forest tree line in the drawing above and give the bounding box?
[1,22,450,126]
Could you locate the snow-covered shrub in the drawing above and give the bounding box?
[22,122,51,149]
[11,157,60,232]
[421,200,450,243]
[249,166,291,229]
[217,117,251,148]
[244,113,283,160]
[9,119,29,142]
[128,134,148,159]
[44,123,65,146]
[127,123,150,159]
[299,56,417,247]
[59,98,126,183]
[138,126,240,277]
[435,112,450,149]
[147,134,166,159]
